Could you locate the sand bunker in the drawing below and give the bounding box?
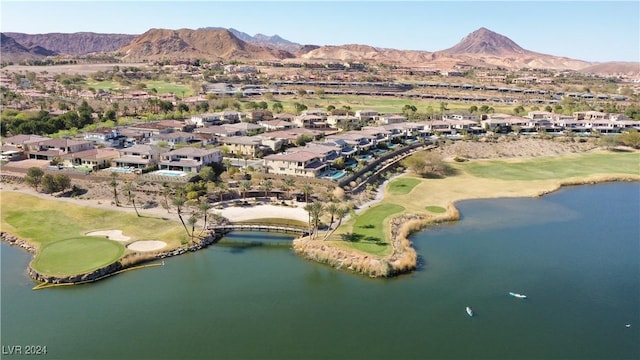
[86,230,131,242]
[127,240,167,252]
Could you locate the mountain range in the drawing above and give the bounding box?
[1,27,638,75]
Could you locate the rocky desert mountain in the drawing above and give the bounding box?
[436,27,592,71]
[298,44,435,65]
[0,33,58,62]
[118,28,295,61]
[2,26,637,75]
[199,27,304,53]
[3,32,136,55]
[578,62,640,76]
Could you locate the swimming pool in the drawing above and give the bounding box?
[150,170,189,177]
[329,170,347,180]
[107,167,134,174]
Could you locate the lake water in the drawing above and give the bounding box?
[2,182,639,359]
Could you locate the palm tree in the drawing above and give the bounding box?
[282,177,294,200]
[122,181,134,204]
[187,214,199,242]
[309,201,325,239]
[335,206,349,228]
[301,183,313,203]
[325,203,338,229]
[160,183,172,213]
[198,198,212,236]
[216,181,228,203]
[260,178,273,198]
[110,172,120,206]
[172,191,190,237]
[240,180,251,200]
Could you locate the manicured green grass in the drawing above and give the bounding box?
[144,81,193,97]
[32,238,124,276]
[388,177,421,195]
[0,192,186,276]
[426,206,446,213]
[84,80,121,91]
[269,95,517,115]
[461,152,640,180]
[351,204,404,242]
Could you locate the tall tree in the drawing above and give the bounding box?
[325,203,338,229]
[122,181,135,204]
[301,183,313,203]
[282,177,295,200]
[110,172,120,206]
[240,180,251,200]
[24,167,44,191]
[198,199,212,236]
[172,191,190,238]
[260,178,273,198]
[308,201,325,238]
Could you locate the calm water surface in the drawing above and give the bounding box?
[2,182,639,359]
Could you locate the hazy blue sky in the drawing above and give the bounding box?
[1,1,638,62]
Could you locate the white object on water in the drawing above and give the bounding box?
[466,307,474,317]
[509,292,527,299]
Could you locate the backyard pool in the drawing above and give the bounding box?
[106,167,135,174]
[322,169,347,181]
[150,170,189,177]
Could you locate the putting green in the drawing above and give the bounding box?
[31,237,125,277]
[387,177,421,195]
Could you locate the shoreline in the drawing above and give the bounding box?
[2,147,639,283]
[292,174,640,278]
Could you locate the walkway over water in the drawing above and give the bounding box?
[208,223,311,236]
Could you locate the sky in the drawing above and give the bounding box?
[1,1,639,62]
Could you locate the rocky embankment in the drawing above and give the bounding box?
[292,205,460,277]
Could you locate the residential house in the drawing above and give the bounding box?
[61,148,120,170]
[259,119,296,131]
[159,147,222,173]
[83,128,124,148]
[263,151,327,177]
[149,131,196,149]
[326,115,359,129]
[443,112,479,122]
[127,122,175,135]
[265,128,323,146]
[246,110,273,123]
[377,114,407,125]
[219,136,262,157]
[28,138,94,161]
[190,113,223,127]
[115,144,167,170]
[225,122,264,136]
[293,114,327,129]
[326,132,373,151]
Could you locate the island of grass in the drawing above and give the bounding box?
[0,192,188,282]
[32,238,125,277]
[293,150,640,277]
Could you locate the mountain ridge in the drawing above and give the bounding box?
[2,27,637,74]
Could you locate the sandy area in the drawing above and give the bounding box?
[86,230,131,241]
[215,204,308,222]
[127,240,167,251]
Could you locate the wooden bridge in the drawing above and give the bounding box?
[208,223,311,236]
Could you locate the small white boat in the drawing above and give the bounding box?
[466,307,474,317]
[509,292,527,299]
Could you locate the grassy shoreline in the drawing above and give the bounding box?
[294,150,640,277]
[2,150,639,279]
